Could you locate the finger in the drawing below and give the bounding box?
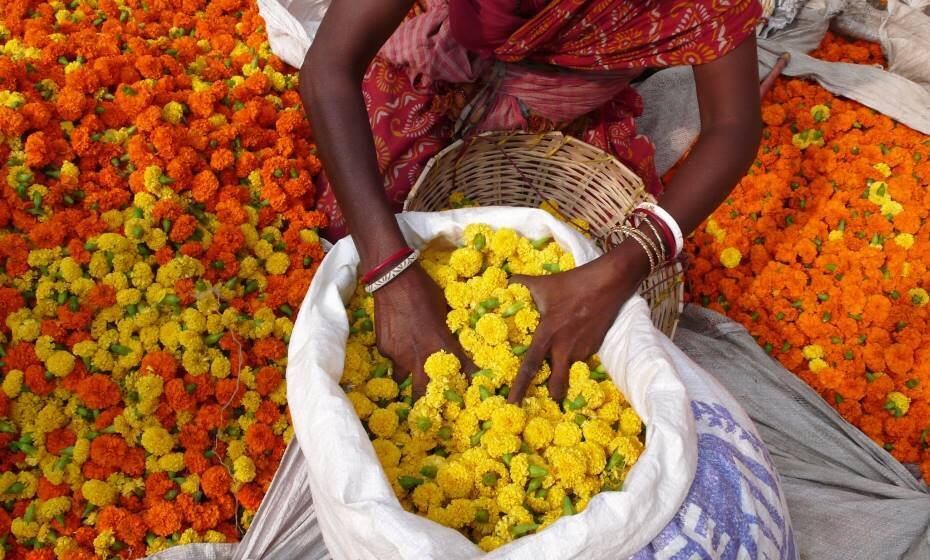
[547,343,571,402]
[412,369,428,401]
[508,333,549,404]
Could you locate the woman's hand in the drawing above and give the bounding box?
[374,264,475,398]
[507,240,652,404]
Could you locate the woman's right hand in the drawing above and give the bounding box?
[374,264,474,398]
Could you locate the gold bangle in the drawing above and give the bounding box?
[620,225,657,275]
[634,214,667,263]
[623,225,661,269]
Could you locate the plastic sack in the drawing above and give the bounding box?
[283,207,795,559]
[255,0,329,68]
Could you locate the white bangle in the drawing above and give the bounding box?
[364,250,420,294]
[635,202,683,257]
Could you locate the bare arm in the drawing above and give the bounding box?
[510,36,762,403]
[299,0,474,394]
[298,0,413,270]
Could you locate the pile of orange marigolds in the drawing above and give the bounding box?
[685,32,930,483]
[0,0,326,558]
[0,0,928,555]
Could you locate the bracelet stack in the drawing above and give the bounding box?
[617,202,683,276]
[363,247,420,294]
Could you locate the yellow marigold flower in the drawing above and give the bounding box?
[140,426,174,456]
[158,453,185,473]
[463,223,493,249]
[719,247,742,269]
[2,369,24,398]
[424,351,461,380]
[449,247,484,277]
[211,354,231,378]
[233,456,257,483]
[54,536,78,558]
[873,162,892,178]
[180,474,200,495]
[45,350,75,377]
[619,407,642,437]
[481,430,520,458]
[802,344,824,360]
[810,104,831,122]
[265,252,290,275]
[436,461,473,499]
[368,408,400,439]
[489,228,519,260]
[446,308,470,333]
[346,391,376,420]
[895,233,915,249]
[886,391,910,416]
[522,417,554,449]
[37,496,71,523]
[490,404,525,435]
[475,395,506,422]
[366,377,399,401]
[11,518,40,539]
[880,199,903,217]
[494,483,525,514]
[553,421,582,447]
[162,101,185,124]
[546,446,586,487]
[581,420,616,446]
[445,280,475,310]
[512,307,539,334]
[909,288,929,307]
[579,441,607,475]
[476,314,508,346]
[808,358,828,372]
[478,536,505,552]
[82,479,117,507]
[371,439,401,468]
[411,481,444,512]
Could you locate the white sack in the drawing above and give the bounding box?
[256,0,329,68]
[285,208,698,559]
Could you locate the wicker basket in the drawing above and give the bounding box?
[404,131,684,338]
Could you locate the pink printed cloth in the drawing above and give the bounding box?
[315,0,762,239]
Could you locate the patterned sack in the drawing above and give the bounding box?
[260,208,795,560]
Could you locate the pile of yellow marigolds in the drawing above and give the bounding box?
[342,224,644,551]
[685,32,930,482]
[0,0,326,558]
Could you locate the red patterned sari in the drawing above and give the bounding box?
[316,0,762,239]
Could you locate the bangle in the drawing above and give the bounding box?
[365,250,421,294]
[634,202,683,258]
[628,211,667,263]
[631,208,673,260]
[361,247,414,285]
[619,225,657,275]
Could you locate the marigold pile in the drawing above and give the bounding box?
[0,0,327,558]
[342,224,645,551]
[683,32,930,482]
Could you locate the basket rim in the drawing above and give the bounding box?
[401,130,685,339]
[403,131,639,211]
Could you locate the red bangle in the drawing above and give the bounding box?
[361,247,414,285]
[631,208,676,258]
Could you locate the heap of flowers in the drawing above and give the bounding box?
[684,32,930,482]
[0,0,326,557]
[342,224,645,551]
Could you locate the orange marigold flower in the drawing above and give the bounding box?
[75,374,122,409]
[201,465,233,499]
[144,501,183,537]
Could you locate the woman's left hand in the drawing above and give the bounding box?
[507,242,651,404]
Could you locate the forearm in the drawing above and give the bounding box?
[298,0,414,270]
[300,67,407,269]
[658,120,761,237]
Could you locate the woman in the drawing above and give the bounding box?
[299,0,764,402]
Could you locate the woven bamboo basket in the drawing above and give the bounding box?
[404,131,684,337]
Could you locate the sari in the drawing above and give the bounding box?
[315,0,762,238]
